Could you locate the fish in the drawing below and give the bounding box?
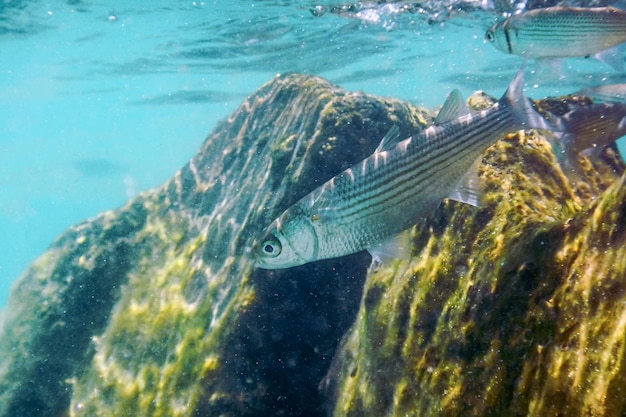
[253,69,554,269]
[485,7,626,71]
[551,85,626,174]
[576,84,626,104]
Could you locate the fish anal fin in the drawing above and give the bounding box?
[376,125,402,153]
[367,230,412,265]
[448,156,484,207]
[434,89,471,125]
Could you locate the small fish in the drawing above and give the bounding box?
[485,7,626,71]
[253,70,553,269]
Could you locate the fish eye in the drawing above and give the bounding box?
[485,30,494,42]
[261,238,282,258]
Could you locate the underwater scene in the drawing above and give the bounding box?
[1,0,626,416]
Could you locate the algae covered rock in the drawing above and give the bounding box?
[0,72,624,417]
[322,122,626,416]
[0,73,429,417]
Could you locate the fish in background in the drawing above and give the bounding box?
[546,85,626,175]
[577,84,626,104]
[253,69,553,269]
[485,6,626,71]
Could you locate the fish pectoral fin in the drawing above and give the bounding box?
[448,156,484,207]
[594,46,625,72]
[376,125,402,153]
[434,89,471,125]
[367,230,412,264]
[311,206,340,222]
[534,58,565,80]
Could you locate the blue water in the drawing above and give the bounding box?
[1,1,624,307]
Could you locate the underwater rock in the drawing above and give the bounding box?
[0,73,624,417]
[322,111,626,415]
[0,73,429,417]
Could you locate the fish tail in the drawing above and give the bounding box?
[502,67,554,131]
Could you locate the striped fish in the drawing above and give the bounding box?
[553,85,626,174]
[485,7,626,70]
[576,84,626,104]
[253,70,552,269]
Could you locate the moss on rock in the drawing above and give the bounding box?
[323,123,626,417]
[0,74,428,417]
[0,74,624,417]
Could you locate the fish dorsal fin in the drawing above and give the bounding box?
[367,230,412,265]
[609,0,626,11]
[447,156,484,207]
[376,125,402,153]
[434,89,470,125]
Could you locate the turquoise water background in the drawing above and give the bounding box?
[1,0,625,308]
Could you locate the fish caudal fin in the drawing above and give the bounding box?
[503,66,555,131]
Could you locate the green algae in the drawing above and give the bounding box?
[1,74,624,417]
[324,127,626,417]
[0,74,433,417]
[68,194,258,416]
